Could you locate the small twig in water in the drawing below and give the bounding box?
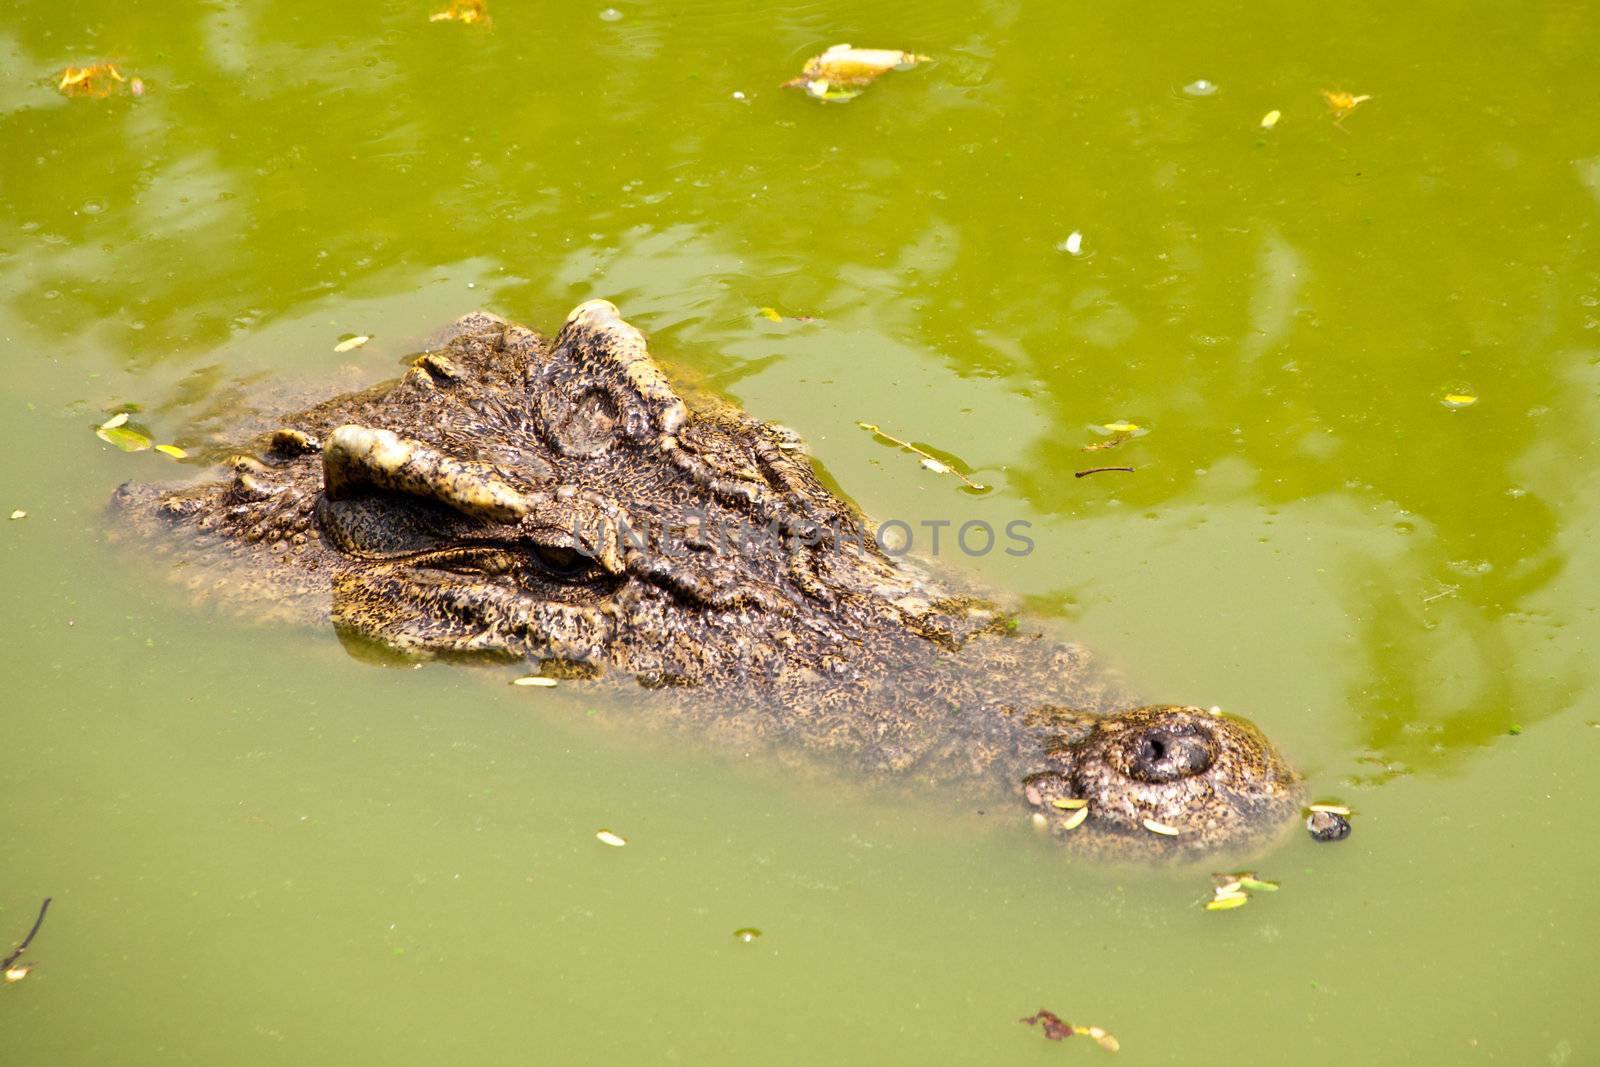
[2,898,52,975]
[1074,466,1135,478]
[856,421,987,491]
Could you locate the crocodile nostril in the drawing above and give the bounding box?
[1129,726,1213,782]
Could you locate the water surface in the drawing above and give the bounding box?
[2,1,1597,1062]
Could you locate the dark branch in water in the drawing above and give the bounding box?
[2,898,51,972]
[1074,466,1135,478]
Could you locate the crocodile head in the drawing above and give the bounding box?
[112,300,1302,859]
[1021,705,1302,861]
[114,301,925,684]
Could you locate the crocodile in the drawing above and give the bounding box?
[111,301,1302,860]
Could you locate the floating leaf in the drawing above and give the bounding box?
[1307,803,1351,816]
[155,444,188,459]
[1058,231,1084,256]
[1260,109,1282,130]
[1050,797,1088,810]
[733,928,762,942]
[8,510,24,521]
[1141,818,1180,836]
[1058,806,1090,831]
[430,0,488,23]
[511,675,557,688]
[1205,893,1250,911]
[782,44,930,102]
[595,829,627,847]
[857,421,987,492]
[1020,1011,1118,1051]
[57,62,133,99]
[96,413,152,452]
[1238,876,1279,892]
[2,964,31,984]
[1322,89,1372,126]
[757,306,784,322]
[333,334,372,353]
[1441,392,1478,409]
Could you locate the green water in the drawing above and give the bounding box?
[3,0,1598,1062]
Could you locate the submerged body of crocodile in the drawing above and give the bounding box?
[112,301,1301,860]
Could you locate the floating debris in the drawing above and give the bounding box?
[1307,803,1352,816]
[1075,466,1135,478]
[1322,89,1372,127]
[1020,1010,1119,1052]
[1260,109,1282,130]
[595,829,627,847]
[857,421,987,492]
[511,675,558,688]
[781,44,930,102]
[333,334,372,353]
[1205,892,1250,912]
[1440,392,1478,409]
[1050,797,1088,810]
[8,510,24,521]
[56,63,137,99]
[1,898,51,985]
[1083,420,1148,453]
[733,928,762,942]
[96,412,152,452]
[1204,871,1279,911]
[1141,818,1180,837]
[1306,808,1352,842]
[430,0,488,23]
[754,306,819,324]
[154,444,188,459]
[1182,79,1218,97]
[1058,231,1085,256]
[1058,806,1090,831]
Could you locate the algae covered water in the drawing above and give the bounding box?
[2,0,1598,1062]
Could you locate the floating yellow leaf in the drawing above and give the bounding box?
[1322,89,1372,126]
[430,0,488,23]
[1141,817,1180,836]
[96,413,152,452]
[1050,797,1088,810]
[512,675,557,687]
[155,444,188,459]
[1238,875,1279,892]
[595,829,627,847]
[1260,109,1282,130]
[8,510,24,521]
[1441,393,1478,409]
[333,334,371,353]
[1081,1025,1119,1053]
[2,964,31,984]
[1205,893,1250,911]
[757,306,784,322]
[57,62,130,99]
[1058,806,1090,831]
[1307,803,1351,815]
[782,44,930,102]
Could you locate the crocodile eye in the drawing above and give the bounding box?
[1126,725,1214,783]
[529,542,600,582]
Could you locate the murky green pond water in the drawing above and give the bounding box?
[4,1,1598,1062]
